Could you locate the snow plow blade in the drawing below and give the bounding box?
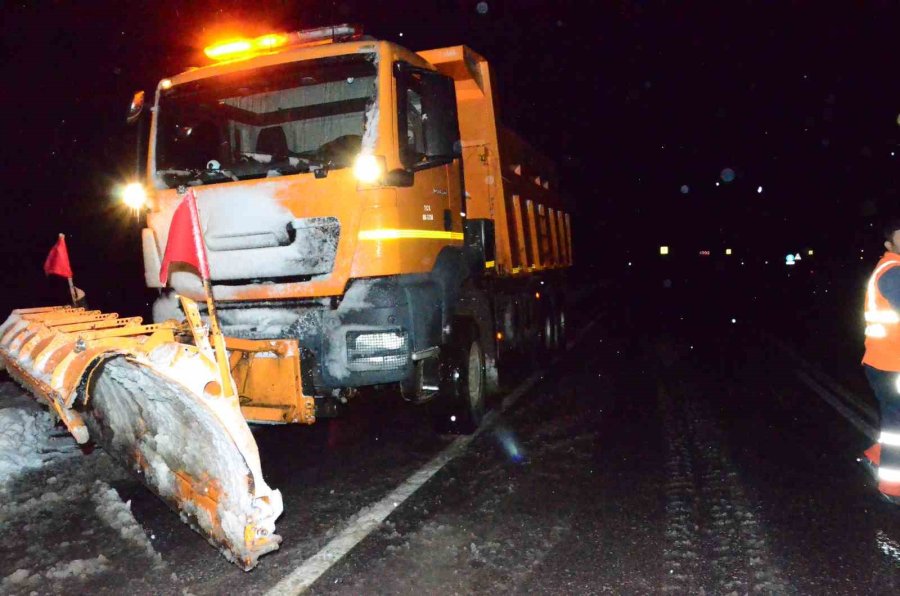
[0,302,282,570]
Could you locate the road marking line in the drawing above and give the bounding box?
[266,309,604,595]
[795,370,877,441]
[762,332,878,423]
[264,434,472,595]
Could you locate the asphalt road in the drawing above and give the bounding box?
[4,264,900,594]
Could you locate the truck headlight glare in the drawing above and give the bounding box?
[353,154,384,184]
[122,182,147,210]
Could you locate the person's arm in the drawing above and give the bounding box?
[878,267,900,311]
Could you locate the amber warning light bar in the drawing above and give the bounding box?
[204,24,363,61]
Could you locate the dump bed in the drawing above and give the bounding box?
[418,46,573,276]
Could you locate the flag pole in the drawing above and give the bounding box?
[58,234,78,306]
[66,278,78,306]
[187,193,234,398]
[201,278,235,398]
[159,190,235,398]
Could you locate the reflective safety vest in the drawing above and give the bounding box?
[878,431,900,497]
[863,252,900,371]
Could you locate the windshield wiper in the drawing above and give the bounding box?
[156,168,201,186]
[156,167,239,186]
[271,156,329,177]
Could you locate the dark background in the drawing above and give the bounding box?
[0,1,898,319]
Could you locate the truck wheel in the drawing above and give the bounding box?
[557,306,568,350]
[434,335,486,434]
[543,311,558,353]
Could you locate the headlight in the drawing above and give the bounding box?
[353,154,384,184]
[122,182,147,210]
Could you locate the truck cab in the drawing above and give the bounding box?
[129,25,571,426]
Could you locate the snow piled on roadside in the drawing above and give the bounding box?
[0,380,168,594]
[0,385,76,487]
[92,481,164,568]
[2,556,110,591]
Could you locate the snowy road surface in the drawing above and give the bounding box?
[3,279,900,594]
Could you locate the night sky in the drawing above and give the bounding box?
[1,1,898,315]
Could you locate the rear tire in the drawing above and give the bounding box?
[556,305,567,351]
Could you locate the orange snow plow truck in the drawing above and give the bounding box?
[0,25,572,569]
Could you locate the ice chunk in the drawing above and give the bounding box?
[43,555,109,579]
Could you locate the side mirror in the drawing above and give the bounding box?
[420,74,460,161]
[394,62,461,170]
[126,90,146,125]
[384,169,414,187]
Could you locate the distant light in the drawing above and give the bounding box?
[808,249,814,256]
[450,415,456,422]
[476,1,489,14]
[399,32,404,37]
[680,184,690,194]
[786,254,796,265]
[628,261,632,266]
[725,248,732,255]
[699,250,710,256]
[160,78,172,90]
[716,182,720,187]
[731,318,736,324]
[720,168,736,183]
[660,245,669,255]
[795,253,802,261]
[757,185,763,193]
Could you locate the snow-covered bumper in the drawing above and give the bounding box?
[216,276,443,393]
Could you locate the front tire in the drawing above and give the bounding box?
[434,334,486,434]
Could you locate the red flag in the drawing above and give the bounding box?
[159,190,210,285]
[44,234,73,279]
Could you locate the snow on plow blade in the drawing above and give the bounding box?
[0,304,282,570]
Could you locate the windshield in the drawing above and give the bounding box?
[154,53,377,188]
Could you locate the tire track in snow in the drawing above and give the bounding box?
[659,383,703,593]
[659,382,789,593]
[688,398,787,594]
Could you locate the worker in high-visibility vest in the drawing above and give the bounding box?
[861,219,900,503]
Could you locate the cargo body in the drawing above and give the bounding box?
[141,36,573,424]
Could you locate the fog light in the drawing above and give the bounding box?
[355,332,404,351]
[347,330,409,371]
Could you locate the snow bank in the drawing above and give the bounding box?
[0,384,75,487]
